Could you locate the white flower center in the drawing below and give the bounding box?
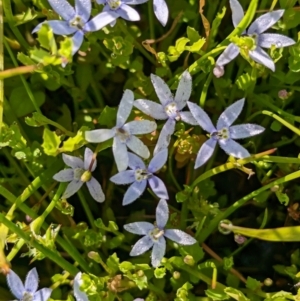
[149,227,164,241]
[74,168,85,180]
[69,15,84,30]
[164,102,180,120]
[107,0,121,9]
[135,168,151,182]
[115,127,130,142]
[23,292,34,301]
[211,127,230,140]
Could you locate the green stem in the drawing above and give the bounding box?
[0,211,79,275]
[148,0,155,39]
[118,20,156,65]
[0,186,92,273]
[198,169,300,243]
[0,0,3,140]
[3,0,30,49]
[168,142,181,191]
[4,38,42,114]
[77,190,96,230]
[199,72,212,107]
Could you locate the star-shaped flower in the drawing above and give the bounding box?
[6,268,52,301]
[187,98,265,169]
[134,71,197,155]
[53,147,105,202]
[96,0,148,26]
[73,272,89,301]
[153,0,169,26]
[85,90,157,172]
[124,199,197,267]
[110,149,168,205]
[213,0,295,76]
[32,0,118,55]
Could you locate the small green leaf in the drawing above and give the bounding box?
[154,267,166,279]
[224,287,250,301]
[42,128,61,156]
[98,106,117,128]
[186,26,201,43]
[223,257,234,271]
[60,126,89,153]
[246,276,261,291]
[270,120,282,132]
[206,288,230,300]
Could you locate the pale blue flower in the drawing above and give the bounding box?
[213,0,295,75]
[85,90,157,172]
[110,149,168,205]
[187,98,265,169]
[6,268,52,301]
[153,0,169,26]
[124,199,197,267]
[32,0,118,55]
[134,71,197,155]
[73,273,89,301]
[96,0,148,26]
[53,148,105,202]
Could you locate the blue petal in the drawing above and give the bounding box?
[151,237,166,267]
[249,47,275,71]
[116,90,134,127]
[62,180,84,199]
[179,111,198,125]
[128,152,146,170]
[6,269,25,299]
[194,138,217,169]
[174,71,192,111]
[126,135,150,159]
[153,118,175,155]
[62,154,84,169]
[148,149,168,173]
[215,43,240,67]
[164,229,197,245]
[32,21,76,35]
[248,10,284,34]
[258,33,295,48]
[230,124,265,139]
[110,170,136,184]
[48,0,75,21]
[229,0,244,28]
[216,98,245,129]
[134,99,167,120]
[33,288,52,301]
[124,222,154,235]
[84,148,96,171]
[85,129,115,143]
[84,11,119,32]
[155,199,169,229]
[151,74,173,107]
[96,0,106,3]
[124,0,148,4]
[53,169,74,182]
[153,0,169,26]
[75,0,91,23]
[71,30,84,55]
[73,273,89,301]
[125,120,157,135]
[118,4,140,21]
[123,180,147,205]
[218,138,250,158]
[130,235,154,256]
[86,177,105,203]
[187,101,216,133]
[148,176,169,200]
[113,137,129,171]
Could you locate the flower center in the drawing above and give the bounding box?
[80,170,92,182]
[74,168,85,180]
[115,127,130,142]
[135,168,151,182]
[69,15,84,30]
[211,127,230,140]
[107,0,121,9]
[150,227,165,241]
[164,102,180,120]
[23,292,33,301]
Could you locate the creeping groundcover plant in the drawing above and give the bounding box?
[3,0,300,300]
